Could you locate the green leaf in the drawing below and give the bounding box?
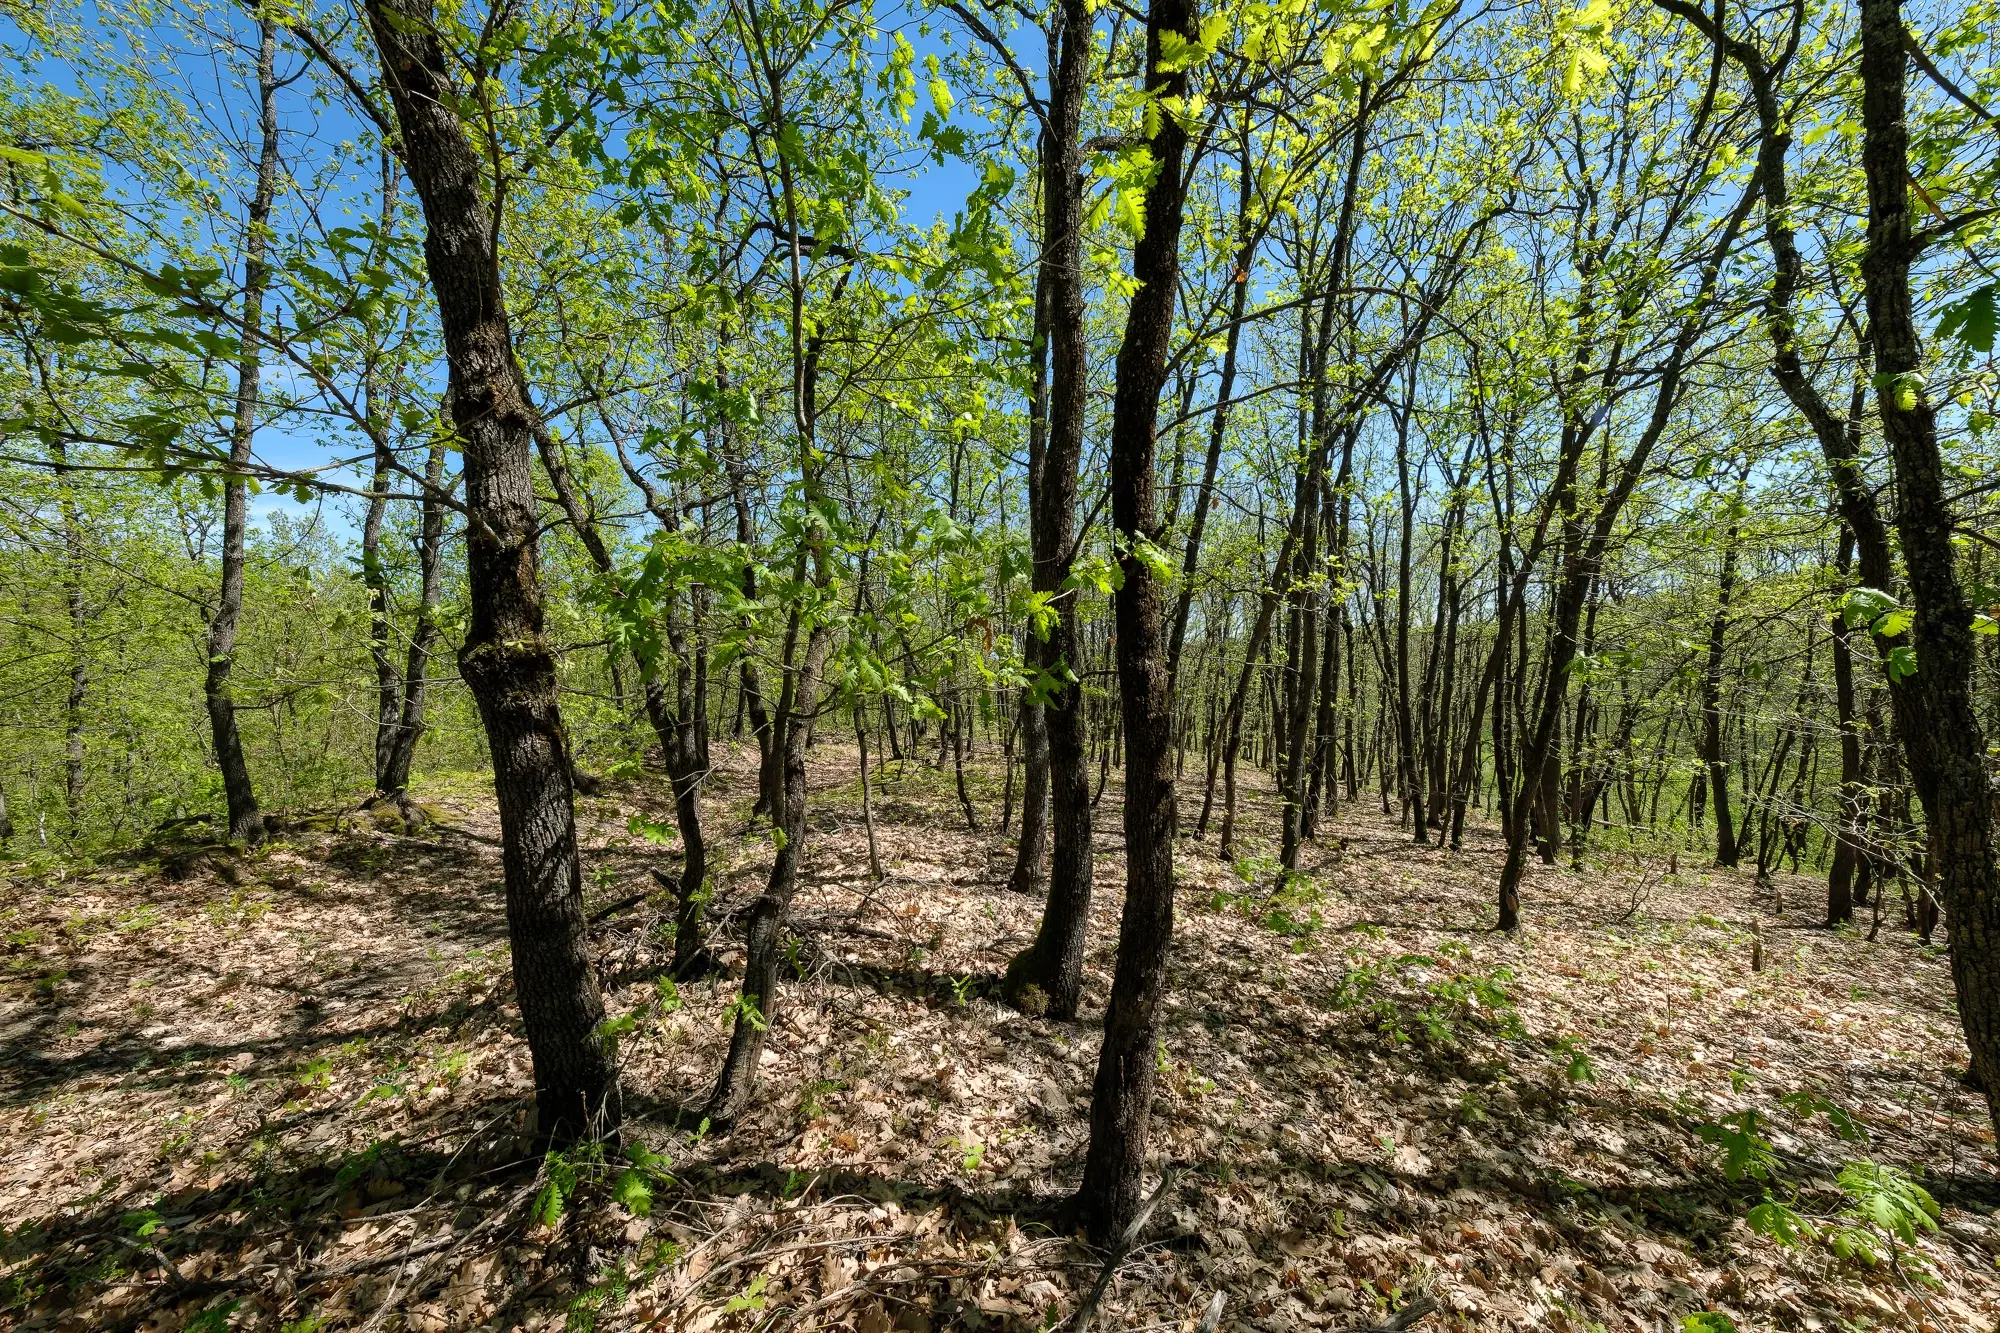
[1837,1161,1938,1246]
[612,1167,653,1216]
[1873,607,1913,638]
[1680,1315,1737,1333]
[1693,1109,1775,1180]
[1746,1196,1815,1247]
[1936,282,1997,354]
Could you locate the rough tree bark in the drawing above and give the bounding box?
[1001,0,1095,1020]
[360,0,617,1141]
[1856,0,2000,1119]
[1074,0,1193,1242]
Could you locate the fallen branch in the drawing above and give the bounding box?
[115,1237,190,1291]
[592,888,655,924]
[1073,1169,1179,1333]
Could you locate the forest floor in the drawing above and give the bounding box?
[2,742,1998,1333]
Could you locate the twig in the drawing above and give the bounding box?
[1073,1169,1180,1333]
[115,1237,190,1290]
[1195,1291,1227,1333]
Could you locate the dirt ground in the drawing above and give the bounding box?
[2,740,1996,1332]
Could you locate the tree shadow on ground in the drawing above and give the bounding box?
[0,1097,543,1333]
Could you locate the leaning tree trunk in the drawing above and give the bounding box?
[361,0,617,1142]
[1857,0,2000,1121]
[1075,0,1193,1244]
[1495,185,1755,927]
[708,615,832,1123]
[204,17,278,848]
[547,420,714,977]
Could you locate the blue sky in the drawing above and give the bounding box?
[6,0,995,541]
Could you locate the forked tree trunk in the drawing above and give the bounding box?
[708,617,831,1123]
[361,0,617,1141]
[1496,185,1755,927]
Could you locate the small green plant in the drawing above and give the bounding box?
[946,1136,985,1172]
[1555,1037,1595,1083]
[1778,1089,1868,1143]
[565,1260,631,1332]
[726,993,768,1031]
[538,1141,673,1227]
[1829,1160,1938,1265]
[1332,950,1525,1046]
[1680,1314,1737,1333]
[185,1299,239,1332]
[597,1010,640,1061]
[120,1207,165,1239]
[1693,1109,1777,1180]
[800,1076,843,1119]
[724,1273,769,1314]
[1231,852,1281,885]
[532,1144,580,1224]
[1745,1194,1814,1246]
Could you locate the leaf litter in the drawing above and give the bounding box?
[1,745,1995,1331]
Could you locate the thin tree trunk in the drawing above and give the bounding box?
[858,705,882,880]
[1700,509,1742,866]
[204,17,278,847]
[1002,0,1094,1016]
[379,433,448,793]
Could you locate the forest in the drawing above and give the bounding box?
[1,0,1999,1325]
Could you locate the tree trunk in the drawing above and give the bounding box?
[380,434,448,794]
[204,17,278,848]
[1009,253,1053,894]
[1700,511,1742,867]
[708,618,833,1123]
[1857,0,2000,1123]
[1075,0,1192,1243]
[363,0,617,1141]
[1002,0,1095,1018]
[1496,183,1755,927]
[1828,527,1861,925]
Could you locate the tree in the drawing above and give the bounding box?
[355,0,620,1142]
